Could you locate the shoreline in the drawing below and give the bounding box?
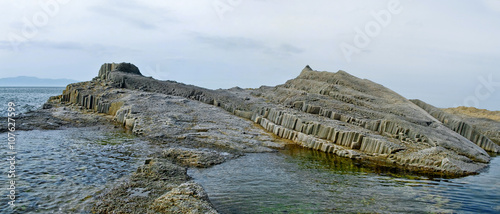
[3,62,500,212]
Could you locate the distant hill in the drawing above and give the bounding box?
[0,76,80,87]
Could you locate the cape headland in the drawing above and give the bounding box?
[13,62,500,213]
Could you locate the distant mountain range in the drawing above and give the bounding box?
[0,76,80,87]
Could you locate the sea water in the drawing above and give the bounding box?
[0,87,65,114]
[0,87,154,213]
[1,87,499,213]
[189,146,500,213]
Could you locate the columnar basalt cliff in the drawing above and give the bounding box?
[52,63,499,177]
[442,106,500,146]
[411,100,500,153]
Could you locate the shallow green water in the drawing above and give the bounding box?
[189,145,500,213]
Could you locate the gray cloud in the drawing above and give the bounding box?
[85,0,177,30]
[88,6,158,30]
[278,44,304,54]
[193,34,304,57]
[33,41,83,50]
[194,34,266,51]
[0,41,13,50]
[0,40,83,51]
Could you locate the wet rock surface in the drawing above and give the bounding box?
[150,181,218,214]
[91,158,184,213]
[159,148,234,168]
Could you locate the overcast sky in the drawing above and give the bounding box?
[1,0,499,110]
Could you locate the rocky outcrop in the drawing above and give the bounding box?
[50,63,497,177]
[411,99,500,153]
[97,62,142,81]
[97,62,118,80]
[244,66,491,175]
[250,106,403,159]
[41,62,500,213]
[150,182,218,214]
[91,158,218,214]
[56,81,276,153]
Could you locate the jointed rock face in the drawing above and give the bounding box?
[442,106,500,145]
[411,100,499,153]
[54,63,499,177]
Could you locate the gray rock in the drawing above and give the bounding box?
[97,62,142,81]
[115,62,142,76]
[160,148,231,168]
[411,99,500,153]
[18,62,500,213]
[150,181,218,214]
[442,106,500,147]
[52,63,497,176]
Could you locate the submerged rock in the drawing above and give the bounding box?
[160,148,233,168]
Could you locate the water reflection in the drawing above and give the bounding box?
[189,145,500,213]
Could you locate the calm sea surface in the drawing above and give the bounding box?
[0,87,155,213]
[0,87,65,114]
[1,87,499,213]
[190,147,500,213]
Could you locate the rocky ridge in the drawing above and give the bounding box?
[35,63,500,212]
[50,63,499,178]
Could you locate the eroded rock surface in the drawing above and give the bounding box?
[150,181,218,214]
[443,106,500,146]
[91,158,218,214]
[412,100,500,153]
[246,66,492,175]
[32,63,500,213]
[47,63,498,177]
